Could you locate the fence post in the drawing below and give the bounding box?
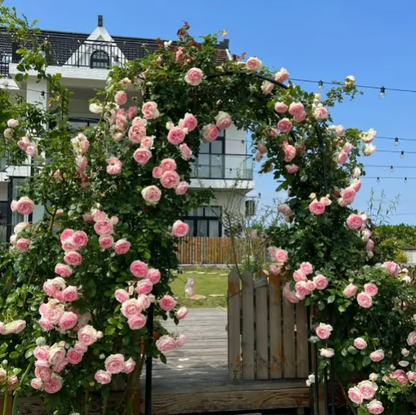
[241,271,255,380]
[228,270,241,380]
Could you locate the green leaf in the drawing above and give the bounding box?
[363,356,371,367]
[14,73,24,82]
[25,349,34,359]
[9,351,20,359]
[327,295,335,304]
[108,317,118,325]
[160,353,167,364]
[105,326,115,336]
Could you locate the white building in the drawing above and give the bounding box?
[0,16,254,242]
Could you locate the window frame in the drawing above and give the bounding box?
[90,50,110,69]
[183,206,222,237]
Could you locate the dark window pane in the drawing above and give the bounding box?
[205,207,221,217]
[200,142,210,154]
[211,165,222,178]
[196,207,204,216]
[197,220,208,237]
[184,220,194,236]
[209,220,220,237]
[211,140,223,154]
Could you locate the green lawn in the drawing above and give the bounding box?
[170,268,229,308]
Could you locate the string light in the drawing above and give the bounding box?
[405,177,408,183]
[318,80,324,91]
[395,137,399,146]
[390,166,394,172]
[379,86,386,99]
[377,177,380,182]
[401,151,405,159]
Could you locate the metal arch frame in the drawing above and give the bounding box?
[144,70,335,415]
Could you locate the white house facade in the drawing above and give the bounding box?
[0,16,254,242]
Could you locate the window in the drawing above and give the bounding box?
[90,50,110,68]
[193,130,225,178]
[1,54,12,64]
[0,201,7,243]
[183,207,222,237]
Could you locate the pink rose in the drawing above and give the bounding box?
[348,387,363,405]
[95,370,112,385]
[176,47,185,62]
[48,346,66,365]
[17,140,28,151]
[106,157,122,175]
[320,348,334,358]
[7,118,18,128]
[337,151,349,165]
[309,200,325,215]
[156,335,176,352]
[285,164,299,174]
[14,221,30,234]
[74,342,88,354]
[283,143,296,162]
[202,124,219,143]
[357,292,372,308]
[215,111,232,130]
[278,203,292,216]
[64,251,82,266]
[352,179,362,193]
[262,80,274,94]
[127,314,147,330]
[300,262,313,275]
[257,142,267,154]
[346,214,363,229]
[408,371,416,382]
[114,239,131,255]
[289,102,304,116]
[94,220,113,236]
[111,215,118,225]
[274,102,288,113]
[35,367,51,382]
[159,295,176,312]
[31,378,43,390]
[130,260,148,278]
[407,332,416,346]
[179,113,198,132]
[67,349,83,365]
[185,68,203,86]
[245,57,262,71]
[61,286,78,302]
[54,263,72,278]
[313,106,329,120]
[99,235,114,249]
[275,68,289,83]
[152,167,164,179]
[34,346,49,361]
[172,220,189,237]
[124,359,136,374]
[16,238,30,252]
[115,289,130,303]
[44,377,63,394]
[105,354,125,374]
[142,101,160,120]
[179,143,193,160]
[115,91,127,105]
[367,400,384,414]
[83,213,94,223]
[176,334,186,348]
[176,307,188,320]
[128,106,137,120]
[16,197,35,215]
[268,246,288,263]
[167,127,186,145]
[341,188,356,205]
[128,123,147,144]
[295,281,311,297]
[71,231,88,248]
[382,261,399,277]
[59,311,78,330]
[354,337,367,349]
[136,279,153,295]
[175,181,188,195]
[147,269,161,284]
[343,142,353,153]
[160,158,177,172]
[293,269,307,282]
[78,325,98,346]
[39,318,54,331]
[313,275,328,290]
[343,284,358,297]
[315,323,333,340]
[283,282,299,304]
[364,283,378,297]
[133,148,152,165]
[391,369,407,385]
[294,111,307,122]
[141,185,162,204]
[370,350,384,362]
[277,118,293,133]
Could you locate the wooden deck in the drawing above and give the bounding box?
[145,308,310,415]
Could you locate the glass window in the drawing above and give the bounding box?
[90,50,110,68]
[184,219,194,236]
[197,220,208,237]
[209,221,220,237]
[183,206,222,237]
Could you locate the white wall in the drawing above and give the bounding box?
[403,249,416,265]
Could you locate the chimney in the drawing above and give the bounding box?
[98,15,103,27]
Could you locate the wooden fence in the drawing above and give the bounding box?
[177,237,243,265]
[228,270,309,380]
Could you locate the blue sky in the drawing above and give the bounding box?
[6,0,416,224]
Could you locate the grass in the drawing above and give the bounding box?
[170,268,229,309]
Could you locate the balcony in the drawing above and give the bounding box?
[191,154,254,181]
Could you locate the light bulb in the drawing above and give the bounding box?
[377,177,380,182]
[390,166,394,172]
[395,137,399,146]
[318,80,324,91]
[401,151,405,159]
[379,86,386,99]
[405,177,408,184]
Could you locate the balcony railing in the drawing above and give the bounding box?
[191,154,254,180]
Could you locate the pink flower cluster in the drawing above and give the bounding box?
[0,319,26,335]
[43,277,78,304]
[338,180,361,207]
[315,323,333,340]
[11,196,34,215]
[16,131,39,158]
[292,262,328,300]
[0,367,19,391]
[309,197,331,215]
[59,228,88,269]
[156,334,187,353]
[95,354,136,384]
[348,380,382,412]
[343,281,378,309]
[128,117,148,144]
[268,246,288,263]
[142,101,160,120]
[382,261,400,277]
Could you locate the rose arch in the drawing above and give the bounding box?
[1,15,416,415]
